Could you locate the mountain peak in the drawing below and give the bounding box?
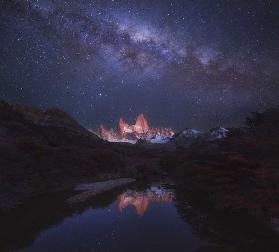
[134,114,149,134]
[96,114,174,143]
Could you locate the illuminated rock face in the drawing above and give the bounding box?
[134,114,149,134]
[95,125,118,142]
[117,187,175,216]
[95,114,174,143]
[118,117,134,137]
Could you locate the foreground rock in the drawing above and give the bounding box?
[67,178,136,204]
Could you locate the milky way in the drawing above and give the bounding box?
[1,0,279,130]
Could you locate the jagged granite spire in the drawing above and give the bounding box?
[134,114,149,134]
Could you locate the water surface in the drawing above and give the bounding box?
[1,182,278,252]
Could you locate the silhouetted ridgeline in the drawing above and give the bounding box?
[0,101,163,208]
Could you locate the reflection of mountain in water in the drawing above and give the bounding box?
[117,186,175,216]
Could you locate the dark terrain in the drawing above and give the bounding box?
[162,108,279,219]
[0,101,163,208]
[1,100,279,220]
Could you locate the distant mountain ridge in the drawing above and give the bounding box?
[94,113,231,145]
[171,126,229,147]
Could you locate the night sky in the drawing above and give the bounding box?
[1,0,279,131]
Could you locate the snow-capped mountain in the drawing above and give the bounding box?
[208,127,229,139]
[174,128,203,139]
[171,127,229,147]
[94,114,229,146]
[147,134,173,144]
[94,114,174,144]
[171,128,203,147]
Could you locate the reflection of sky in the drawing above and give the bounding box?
[18,195,204,252]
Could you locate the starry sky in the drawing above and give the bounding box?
[1,0,279,130]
